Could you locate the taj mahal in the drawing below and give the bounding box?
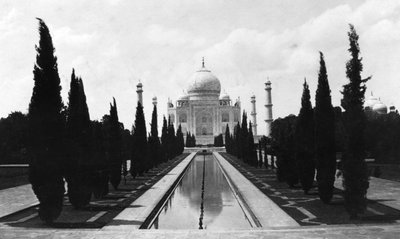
[137,58,274,145]
[167,59,241,145]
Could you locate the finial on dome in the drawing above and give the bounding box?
[202,57,205,68]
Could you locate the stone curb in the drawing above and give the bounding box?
[101,152,197,231]
[213,152,299,228]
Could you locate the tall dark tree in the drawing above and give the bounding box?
[248,122,258,167]
[91,120,109,198]
[27,18,65,223]
[315,52,336,202]
[121,128,132,184]
[0,112,28,164]
[132,102,147,176]
[161,116,168,161]
[149,104,161,168]
[233,122,241,157]
[65,69,92,208]
[176,124,185,155]
[258,142,263,168]
[167,117,176,159]
[214,134,223,147]
[271,115,298,185]
[341,24,370,219]
[239,112,248,161]
[262,136,270,169]
[192,133,196,147]
[295,79,315,194]
[109,98,123,189]
[224,124,231,153]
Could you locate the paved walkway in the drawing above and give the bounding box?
[222,153,400,225]
[103,153,196,231]
[2,224,400,238]
[0,184,38,218]
[335,176,400,212]
[214,152,299,228]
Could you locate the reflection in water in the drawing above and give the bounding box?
[150,154,252,229]
[199,154,205,229]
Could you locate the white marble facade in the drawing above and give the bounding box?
[168,61,241,145]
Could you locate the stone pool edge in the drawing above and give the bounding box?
[213,152,300,228]
[101,152,197,231]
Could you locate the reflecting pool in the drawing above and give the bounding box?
[150,154,252,229]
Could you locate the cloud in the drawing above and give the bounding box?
[54,26,95,46]
[145,24,205,48]
[190,0,400,135]
[1,0,400,137]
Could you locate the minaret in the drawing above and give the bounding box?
[265,80,273,137]
[250,94,257,135]
[152,96,157,107]
[136,81,143,106]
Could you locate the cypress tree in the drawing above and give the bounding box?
[27,18,65,223]
[185,132,190,147]
[315,52,336,202]
[295,79,315,194]
[149,104,161,168]
[132,102,147,176]
[240,112,248,161]
[228,134,231,152]
[341,24,370,219]
[263,138,269,169]
[272,116,298,185]
[121,128,131,184]
[176,124,185,155]
[91,120,109,198]
[130,125,136,178]
[248,122,257,167]
[258,141,263,168]
[65,70,92,208]
[109,98,123,189]
[167,117,176,159]
[233,122,241,157]
[161,116,168,160]
[224,124,230,153]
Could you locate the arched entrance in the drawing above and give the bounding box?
[195,111,213,136]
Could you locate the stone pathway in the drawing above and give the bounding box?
[2,153,400,238]
[0,154,189,228]
[221,153,400,226]
[335,176,400,216]
[2,224,400,238]
[0,184,38,218]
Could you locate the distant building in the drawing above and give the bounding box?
[167,59,241,145]
[365,92,389,114]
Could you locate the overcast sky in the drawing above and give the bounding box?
[1,0,400,135]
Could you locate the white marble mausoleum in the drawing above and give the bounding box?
[167,60,241,145]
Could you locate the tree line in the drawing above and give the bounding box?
[225,112,259,167]
[267,25,369,219]
[23,18,185,223]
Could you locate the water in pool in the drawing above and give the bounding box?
[150,154,252,229]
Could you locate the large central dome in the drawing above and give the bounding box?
[187,60,221,97]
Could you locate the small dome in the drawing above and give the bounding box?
[178,94,189,101]
[221,94,230,100]
[372,102,388,114]
[365,96,379,108]
[187,61,221,96]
